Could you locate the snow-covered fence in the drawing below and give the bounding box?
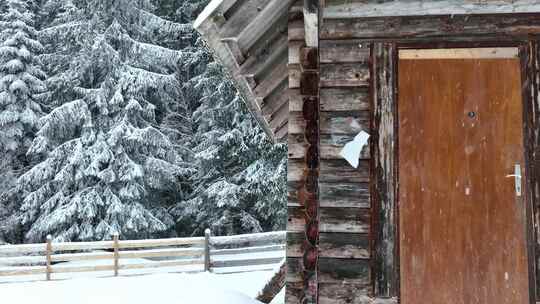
[209,231,286,274]
[0,231,286,282]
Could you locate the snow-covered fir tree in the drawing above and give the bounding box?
[0,0,286,242]
[172,59,287,236]
[0,0,46,197]
[1,0,194,242]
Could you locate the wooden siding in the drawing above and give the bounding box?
[316,26,373,304]
[324,0,540,19]
[194,0,294,142]
[321,11,540,304]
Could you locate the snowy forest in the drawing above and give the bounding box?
[0,0,287,244]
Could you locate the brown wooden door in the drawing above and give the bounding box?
[398,48,530,304]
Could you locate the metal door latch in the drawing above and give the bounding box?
[506,164,522,197]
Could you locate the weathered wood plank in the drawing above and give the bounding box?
[211,231,286,247]
[321,13,540,40]
[324,0,540,19]
[292,40,371,64]
[371,42,398,297]
[288,18,305,41]
[319,134,370,159]
[219,0,272,39]
[240,33,288,77]
[286,257,303,283]
[212,257,284,268]
[287,180,302,207]
[211,244,285,256]
[287,206,306,232]
[285,281,304,303]
[275,121,288,142]
[268,96,289,133]
[293,87,370,112]
[51,264,116,274]
[319,257,370,284]
[286,232,303,257]
[236,0,293,52]
[321,88,370,112]
[254,55,289,99]
[289,111,369,135]
[288,111,305,135]
[320,40,370,63]
[289,41,305,65]
[319,207,370,234]
[320,111,369,135]
[289,64,301,89]
[319,182,370,208]
[288,206,370,233]
[0,255,46,265]
[321,63,370,87]
[261,80,288,116]
[319,282,371,304]
[289,159,369,182]
[0,266,47,276]
[288,133,370,160]
[303,0,319,47]
[319,233,370,259]
[194,1,282,141]
[118,259,202,271]
[320,159,370,183]
[288,180,370,208]
[288,232,370,259]
[119,248,204,259]
[530,40,540,299]
[289,89,302,111]
[118,237,204,249]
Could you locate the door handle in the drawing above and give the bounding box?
[505,164,522,197]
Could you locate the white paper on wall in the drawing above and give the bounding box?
[339,130,370,168]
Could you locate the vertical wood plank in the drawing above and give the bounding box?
[46,235,52,281]
[287,3,305,304]
[113,233,119,277]
[533,40,540,301]
[523,41,540,302]
[371,42,398,298]
[303,0,319,48]
[205,229,211,272]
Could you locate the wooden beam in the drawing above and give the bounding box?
[399,47,519,59]
[321,13,540,41]
[303,0,320,47]
[324,0,540,19]
[371,42,399,298]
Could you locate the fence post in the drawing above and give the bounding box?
[45,235,52,281]
[113,233,119,276]
[204,228,211,272]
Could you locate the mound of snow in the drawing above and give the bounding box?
[0,271,273,304]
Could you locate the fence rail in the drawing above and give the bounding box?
[0,230,285,282]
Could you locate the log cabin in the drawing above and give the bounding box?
[195,1,540,303]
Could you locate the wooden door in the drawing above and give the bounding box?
[398,48,530,304]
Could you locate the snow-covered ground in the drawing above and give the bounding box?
[0,270,285,304]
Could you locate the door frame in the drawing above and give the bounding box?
[370,38,539,303]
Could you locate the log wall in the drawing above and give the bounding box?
[287,2,373,303]
[313,9,540,304]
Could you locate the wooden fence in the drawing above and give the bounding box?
[0,230,285,282]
